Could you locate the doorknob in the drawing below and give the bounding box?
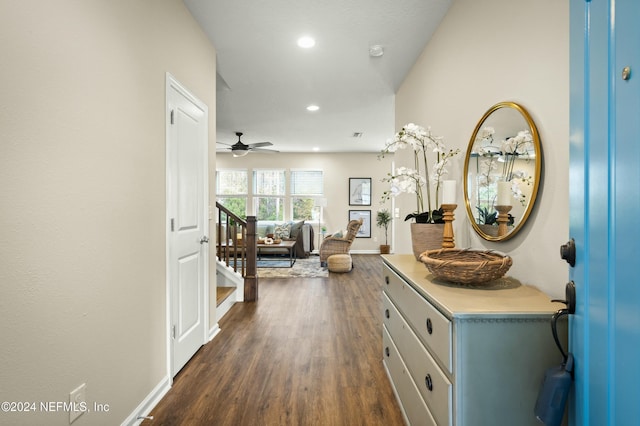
[199,236,209,244]
[552,281,576,315]
[560,239,575,267]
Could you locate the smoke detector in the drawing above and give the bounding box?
[369,45,384,57]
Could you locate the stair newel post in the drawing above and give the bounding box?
[244,216,258,301]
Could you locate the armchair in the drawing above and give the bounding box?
[319,218,363,265]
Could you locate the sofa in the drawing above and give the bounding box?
[256,220,314,258]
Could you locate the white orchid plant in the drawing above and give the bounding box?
[474,126,534,207]
[379,123,460,223]
[473,126,535,225]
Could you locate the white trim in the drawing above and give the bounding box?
[121,375,171,426]
[164,75,173,385]
[216,261,245,302]
[214,260,245,325]
[208,323,221,341]
[216,288,237,322]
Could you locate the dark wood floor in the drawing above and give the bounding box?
[145,254,404,425]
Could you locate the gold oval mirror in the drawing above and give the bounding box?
[463,102,541,241]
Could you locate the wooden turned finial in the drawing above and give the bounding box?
[495,205,513,237]
[441,204,457,248]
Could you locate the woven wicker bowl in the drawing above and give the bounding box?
[419,248,512,285]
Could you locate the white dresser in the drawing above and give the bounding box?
[382,254,566,426]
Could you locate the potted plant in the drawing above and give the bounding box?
[376,209,392,254]
[379,123,460,258]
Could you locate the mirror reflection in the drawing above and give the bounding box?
[463,102,541,241]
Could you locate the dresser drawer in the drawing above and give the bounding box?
[384,293,452,426]
[383,326,437,426]
[384,264,453,373]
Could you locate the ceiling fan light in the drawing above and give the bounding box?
[232,149,249,157]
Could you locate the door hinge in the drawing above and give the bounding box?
[170,218,175,232]
[170,109,175,125]
[172,325,176,339]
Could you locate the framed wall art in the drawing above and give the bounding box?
[349,210,371,238]
[349,177,371,206]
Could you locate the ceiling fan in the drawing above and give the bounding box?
[217,132,279,157]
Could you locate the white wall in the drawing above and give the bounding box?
[216,153,394,252]
[394,0,569,298]
[0,1,216,424]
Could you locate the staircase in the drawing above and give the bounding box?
[214,204,259,320]
[215,261,244,321]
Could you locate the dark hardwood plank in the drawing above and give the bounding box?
[146,254,404,426]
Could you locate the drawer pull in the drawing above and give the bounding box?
[426,318,433,334]
[385,309,390,319]
[385,347,390,357]
[425,374,433,391]
[385,276,390,285]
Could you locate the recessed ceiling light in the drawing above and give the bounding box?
[313,147,320,152]
[306,105,320,112]
[297,36,316,48]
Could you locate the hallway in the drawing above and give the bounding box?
[146,255,404,425]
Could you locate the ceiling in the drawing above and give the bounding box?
[183,0,452,153]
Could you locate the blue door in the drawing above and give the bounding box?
[570,0,640,424]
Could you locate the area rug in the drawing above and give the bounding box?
[258,257,328,278]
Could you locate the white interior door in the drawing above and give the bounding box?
[166,74,209,376]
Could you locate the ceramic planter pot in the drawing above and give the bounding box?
[410,223,444,260]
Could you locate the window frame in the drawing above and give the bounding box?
[215,167,324,223]
[216,168,249,219]
[290,169,324,222]
[252,168,286,221]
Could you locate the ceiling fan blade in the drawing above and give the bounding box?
[251,148,279,153]
[247,141,272,148]
[216,141,233,147]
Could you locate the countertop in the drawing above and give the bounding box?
[382,254,565,318]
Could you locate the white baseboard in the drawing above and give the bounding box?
[236,278,244,302]
[208,323,221,341]
[121,375,171,426]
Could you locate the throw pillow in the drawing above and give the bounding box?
[256,223,268,238]
[257,223,276,238]
[274,222,292,239]
[332,230,344,238]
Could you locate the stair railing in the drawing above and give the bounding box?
[215,203,258,301]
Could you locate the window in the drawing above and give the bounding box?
[216,168,324,222]
[253,169,285,221]
[291,170,323,221]
[216,169,248,219]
